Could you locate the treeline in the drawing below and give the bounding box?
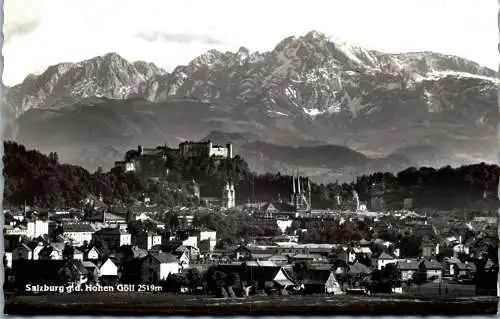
[3,141,193,208]
[3,141,499,211]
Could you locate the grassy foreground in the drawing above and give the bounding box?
[5,292,498,316]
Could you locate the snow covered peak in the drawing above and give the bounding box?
[237,46,250,61]
[304,30,328,41]
[190,49,225,66]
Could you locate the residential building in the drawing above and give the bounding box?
[420,240,439,258]
[4,225,28,236]
[92,228,132,251]
[396,260,419,281]
[134,232,163,250]
[62,223,95,244]
[99,258,119,277]
[86,246,102,260]
[26,218,49,239]
[198,227,217,252]
[141,252,180,282]
[376,252,398,270]
[418,259,442,280]
[301,269,342,294]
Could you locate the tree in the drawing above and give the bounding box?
[185,268,203,290]
[165,273,187,293]
[412,271,427,286]
[62,244,74,260]
[292,261,310,283]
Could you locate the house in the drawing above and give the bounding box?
[141,252,180,283]
[62,223,95,245]
[448,259,476,278]
[32,242,46,260]
[418,259,442,280]
[38,243,64,260]
[86,246,102,260]
[99,258,119,277]
[348,262,371,277]
[10,210,25,222]
[134,232,163,250]
[234,245,252,260]
[243,260,278,267]
[5,224,28,236]
[376,252,398,270]
[420,240,439,258]
[234,245,279,261]
[267,254,289,265]
[290,253,326,263]
[197,227,217,252]
[92,228,132,251]
[26,218,49,239]
[113,245,148,263]
[301,269,342,294]
[396,260,419,281]
[152,241,200,262]
[243,265,287,292]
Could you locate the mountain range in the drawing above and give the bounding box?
[3,31,498,182]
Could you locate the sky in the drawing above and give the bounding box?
[3,0,499,86]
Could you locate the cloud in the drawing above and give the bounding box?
[136,31,226,45]
[4,20,41,42]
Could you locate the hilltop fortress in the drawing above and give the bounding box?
[114,140,233,179]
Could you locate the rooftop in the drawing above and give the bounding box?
[63,223,95,233]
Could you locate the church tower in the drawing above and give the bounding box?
[292,173,312,213]
[222,181,235,209]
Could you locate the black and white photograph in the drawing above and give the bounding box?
[2,0,499,316]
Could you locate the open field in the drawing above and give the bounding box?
[403,282,477,296]
[5,292,498,315]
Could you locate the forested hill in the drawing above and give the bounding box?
[3,141,499,211]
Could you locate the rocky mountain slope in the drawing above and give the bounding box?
[4,31,498,180]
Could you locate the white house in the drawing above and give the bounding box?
[198,228,217,242]
[197,228,217,252]
[99,258,119,277]
[86,247,102,260]
[63,223,95,245]
[10,211,25,222]
[48,243,65,260]
[26,219,49,239]
[32,242,46,260]
[4,225,28,236]
[376,252,398,270]
[4,252,13,268]
[141,252,180,282]
[181,236,198,249]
